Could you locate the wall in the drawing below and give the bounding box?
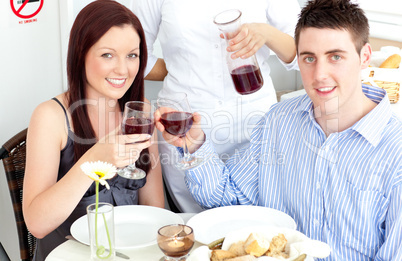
[370,37,402,51]
[0,1,63,260]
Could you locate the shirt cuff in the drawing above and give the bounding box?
[279,54,299,71]
[174,138,216,169]
[145,55,158,77]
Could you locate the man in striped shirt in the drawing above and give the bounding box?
[155,0,402,259]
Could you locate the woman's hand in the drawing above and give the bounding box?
[154,109,205,154]
[223,23,269,59]
[222,22,296,64]
[84,126,152,168]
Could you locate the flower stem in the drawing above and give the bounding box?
[95,181,112,259]
[95,181,99,248]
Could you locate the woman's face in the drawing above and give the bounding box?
[85,24,140,101]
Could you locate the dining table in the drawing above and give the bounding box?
[45,199,330,261]
[46,213,201,261]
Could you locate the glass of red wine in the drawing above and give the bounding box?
[118,101,155,179]
[157,93,203,170]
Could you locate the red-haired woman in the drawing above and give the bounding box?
[23,1,164,259]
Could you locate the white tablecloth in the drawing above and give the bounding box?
[46,213,199,261]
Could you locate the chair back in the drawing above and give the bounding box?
[0,128,36,261]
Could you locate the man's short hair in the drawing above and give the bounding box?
[295,0,369,54]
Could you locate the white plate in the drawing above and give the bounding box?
[186,205,296,245]
[70,205,184,249]
[188,226,331,261]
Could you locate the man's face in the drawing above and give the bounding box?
[297,28,370,116]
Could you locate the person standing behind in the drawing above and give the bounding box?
[132,0,301,213]
[23,1,164,260]
[155,0,402,259]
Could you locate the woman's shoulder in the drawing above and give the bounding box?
[28,94,70,149]
[32,94,68,119]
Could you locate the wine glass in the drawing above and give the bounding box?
[157,93,203,170]
[157,224,195,261]
[117,101,155,179]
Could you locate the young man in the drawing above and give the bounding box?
[156,0,402,259]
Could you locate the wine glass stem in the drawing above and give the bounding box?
[127,162,137,170]
[182,137,192,162]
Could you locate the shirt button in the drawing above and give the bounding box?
[218,100,223,105]
[316,182,321,190]
[323,146,329,152]
[314,219,320,227]
[215,44,219,48]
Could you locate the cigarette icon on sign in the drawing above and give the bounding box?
[17,0,39,4]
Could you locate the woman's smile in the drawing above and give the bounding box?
[106,78,126,88]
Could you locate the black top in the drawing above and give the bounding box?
[33,98,146,261]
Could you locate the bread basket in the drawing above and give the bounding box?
[361,51,401,104]
[363,79,400,104]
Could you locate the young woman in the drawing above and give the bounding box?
[22,1,164,259]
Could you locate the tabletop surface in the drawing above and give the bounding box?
[46,213,199,261]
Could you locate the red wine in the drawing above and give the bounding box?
[231,64,263,95]
[122,118,154,135]
[160,112,193,137]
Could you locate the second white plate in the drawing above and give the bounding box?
[70,205,184,249]
[186,205,296,245]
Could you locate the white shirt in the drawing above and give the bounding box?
[132,0,301,212]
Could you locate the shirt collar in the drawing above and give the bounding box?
[298,93,313,113]
[350,84,392,146]
[296,84,392,146]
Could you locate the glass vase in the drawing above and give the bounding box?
[87,202,115,260]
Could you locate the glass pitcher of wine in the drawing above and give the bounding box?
[214,9,264,95]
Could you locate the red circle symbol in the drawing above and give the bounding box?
[10,0,44,19]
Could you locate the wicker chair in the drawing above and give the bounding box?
[0,128,36,261]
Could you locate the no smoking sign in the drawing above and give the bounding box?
[11,0,43,19]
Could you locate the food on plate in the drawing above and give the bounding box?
[225,255,257,261]
[208,237,225,250]
[228,241,247,256]
[210,249,237,261]
[210,232,291,260]
[265,233,289,258]
[379,53,401,68]
[244,233,270,257]
[293,254,307,261]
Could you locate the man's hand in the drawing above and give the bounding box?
[155,109,205,154]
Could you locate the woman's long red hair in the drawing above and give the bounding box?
[66,0,150,172]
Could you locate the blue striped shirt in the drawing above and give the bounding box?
[185,85,402,260]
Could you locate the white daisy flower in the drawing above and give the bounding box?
[80,161,117,189]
